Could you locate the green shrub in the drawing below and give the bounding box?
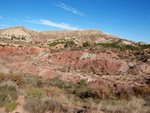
[140,44,150,49]
[26,89,43,99]
[21,37,26,40]
[0,84,18,107]
[47,41,65,46]
[5,101,17,112]
[64,40,75,48]
[95,43,139,51]
[78,80,88,87]
[10,91,18,100]
[0,91,8,107]
[83,42,90,47]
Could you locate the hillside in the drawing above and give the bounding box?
[0,27,150,113]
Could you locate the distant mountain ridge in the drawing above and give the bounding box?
[0,26,121,43]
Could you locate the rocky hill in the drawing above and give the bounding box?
[0,27,121,43]
[0,27,150,113]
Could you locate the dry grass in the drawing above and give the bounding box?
[92,97,150,113]
[0,73,24,87]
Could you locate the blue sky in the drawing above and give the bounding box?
[0,0,150,43]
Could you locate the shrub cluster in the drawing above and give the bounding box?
[0,73,149,112]
[0,73,24,87]
[48,40,75,47]
[47,41,65,46]
[95,43,140,51]
[0,84,18,112]
[139,44,150,49]
[64,40,75,48]
[83,41,90,47]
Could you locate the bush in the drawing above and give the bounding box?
[0,84,18,107]
[78,80,88,87]
[10,91,18,100]
[95,43,139,51]
[140,44,150,49]
[64,40,75,48]
[5,101,17,112]
[24,97,46,113]
[0,91,8,107]
[44,98,62,112]
[83,42,90,47]
[47,41,65,46]
[0,73,24,87]
[26,89,43,99]
[133,86,150,98]
[73,80,96,99]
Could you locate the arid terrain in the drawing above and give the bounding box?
[0,27,150,113]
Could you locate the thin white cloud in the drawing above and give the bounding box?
[55,3,84,16]
[28,19,80,30]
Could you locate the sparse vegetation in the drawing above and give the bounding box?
[139,44,150,49]
[0,27,150,112]
[95,42,140,51]
[0,72,149,112]
[11,35,26,40]
[48,41,65,46]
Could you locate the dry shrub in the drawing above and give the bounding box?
[93,97,150,113]
[94,84,113,99]
[49,86,59,96]
[0,73,24,87]
[24,97,63,113]
[134,86,150,98]
[24,97,46,113]
[119,88,128,99]
[44,98,62,112]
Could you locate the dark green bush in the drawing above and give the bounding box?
[64,40,75,48]
[83,42,90,47]
[78,80,88,87]
[95,43,139,51]
[140,44,150,49]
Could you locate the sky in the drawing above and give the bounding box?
[0,0,150,43]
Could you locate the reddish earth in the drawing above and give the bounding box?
[0,46,49,54]
[0,45,149,90]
